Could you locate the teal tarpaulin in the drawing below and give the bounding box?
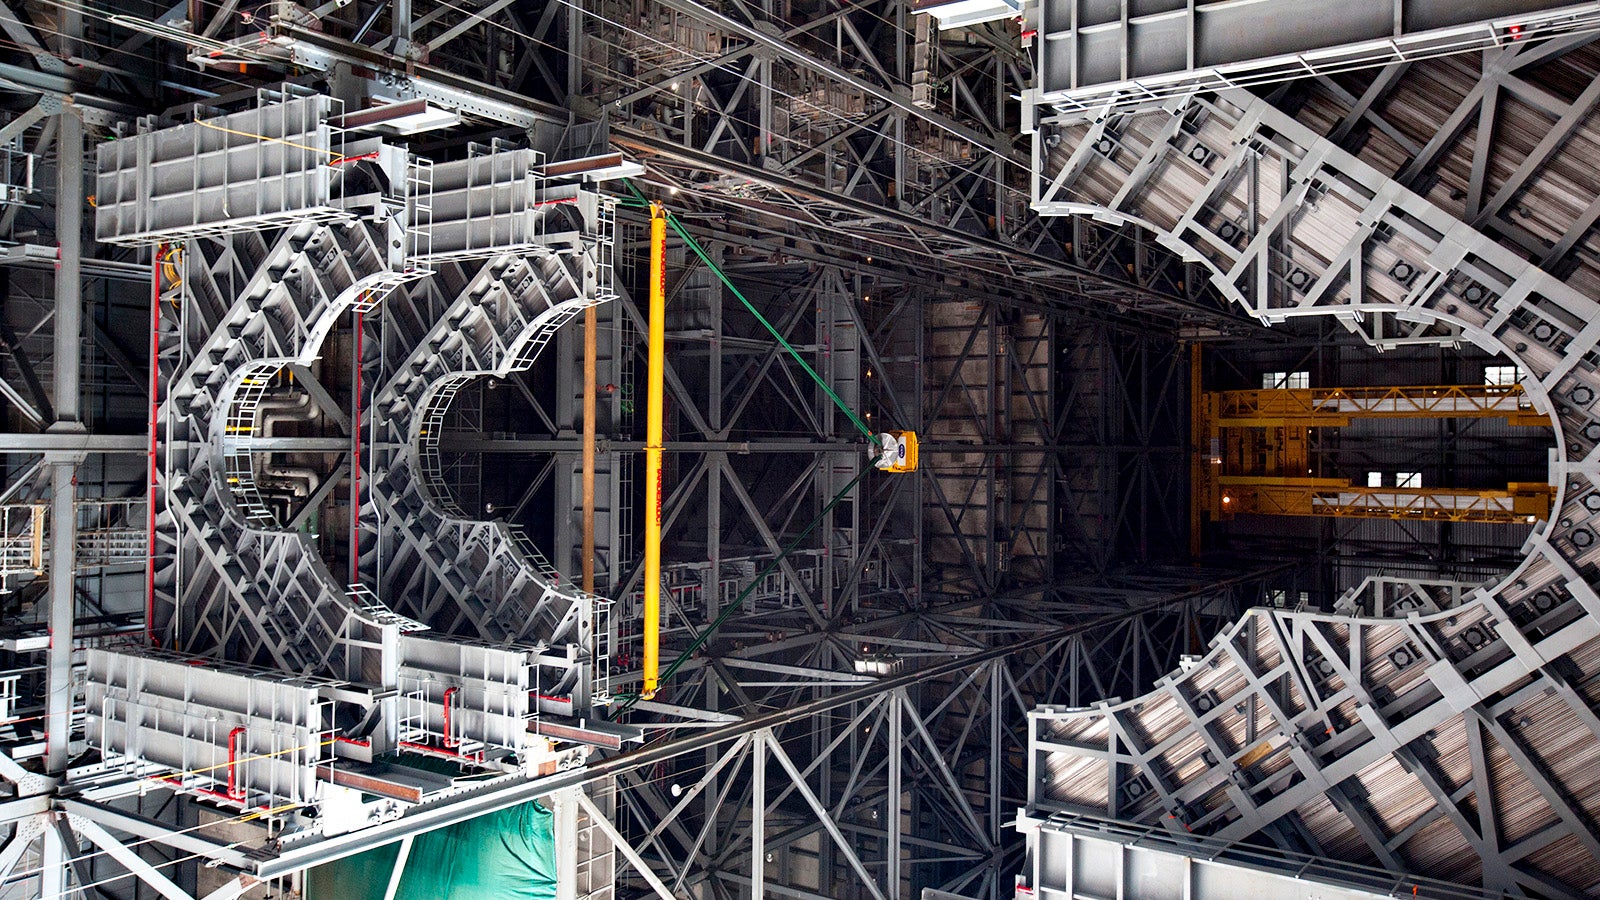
[308,799,558,900]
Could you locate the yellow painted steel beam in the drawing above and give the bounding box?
[643,204,666,700]
[1212,384,1546,427]
[1215,477,1552,524]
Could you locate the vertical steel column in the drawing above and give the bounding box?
[989,660,1002,893]
[582,305,597,593]
[757,55,772,164]
[986,305,1000,581]
[41,72,86,898]
[565,0,581,103]
[704,257,724,872]
[1045,315,1057,584]
[887,689,902,897]
[818,278,861,617]
[40,824,68,899]
[350,309,364,586]
[1189,343,1203,558]
[914,294,925,604]
[552,788,578,900]
[46,108,83,776]
[706,246,722,621]
[50,109,82,425]
[391,0,412,53]
[752,728,766,898]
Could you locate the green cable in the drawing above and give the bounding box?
[615,465,869,713]
[664,214,875,439]
[621,179,876,440]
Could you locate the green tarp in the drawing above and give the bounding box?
[307,799,558,900]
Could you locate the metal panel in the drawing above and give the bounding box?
[420,147,564,261]
[1018,812,1497,899]
[394,634,537,763]
[94,95,348,244]
[85,648,330,806]
[1031,0,1600,112]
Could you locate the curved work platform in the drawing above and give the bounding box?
[77,101,631,833]
[361,196,618,716]
[158,219,407,677]
[1025,71,1600,896]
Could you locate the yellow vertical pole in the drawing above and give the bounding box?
[643,203,666,699]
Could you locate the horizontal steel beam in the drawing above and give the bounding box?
[277,25,568,128]
[0,244,152,281]
[57,798,259,870]
[0,434,144,453]
[248,436,352,452]
[440,437,1180,455]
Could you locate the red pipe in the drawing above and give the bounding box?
[397,740,482,763]
[145,245,162,645]
[328,151,382,166]
[226,726,246,800]
[442,686,458,748]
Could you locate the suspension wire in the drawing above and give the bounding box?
[622,179,877,440]
[616,465,869,712]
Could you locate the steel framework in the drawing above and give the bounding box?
[1023,28,1600,898]
[0,1,1593,899]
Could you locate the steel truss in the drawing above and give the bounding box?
[1024,32,1600,897]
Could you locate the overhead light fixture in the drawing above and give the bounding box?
[914,0,1021,30]
[854,654,902,676]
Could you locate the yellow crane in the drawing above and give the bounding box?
[1194,370,1552,533]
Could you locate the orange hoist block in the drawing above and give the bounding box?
[873,431,918,473]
